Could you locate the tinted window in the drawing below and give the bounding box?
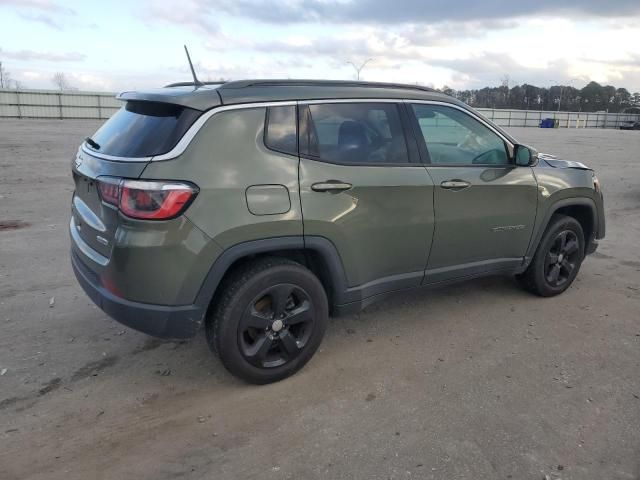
[305,103,409,164]
[265,106,297,155]
[87,101,200,158]
[411,104,509,165]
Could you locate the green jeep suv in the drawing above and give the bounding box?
[70,80,605,383]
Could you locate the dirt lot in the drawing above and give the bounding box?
[0,119,639,480]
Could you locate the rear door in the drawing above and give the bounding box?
[298,101,435,299]
[407,102,538,282]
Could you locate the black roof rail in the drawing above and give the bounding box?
[218,79,437,93]
[164,81,226,88]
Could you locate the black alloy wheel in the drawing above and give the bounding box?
[544,230,581,288]
[517,214,585,297]
[239,284,315,368]
[206,257,328,384]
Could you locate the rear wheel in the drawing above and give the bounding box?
[517,214,585,297]
[206,257,328,384]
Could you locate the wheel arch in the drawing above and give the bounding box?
[194,236,350,316]
[523,197,598,269]
[552,203,595,244]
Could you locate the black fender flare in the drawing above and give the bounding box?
[193,236,350,311]
[521,196,598,270]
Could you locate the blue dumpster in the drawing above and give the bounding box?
[539,118,555,128]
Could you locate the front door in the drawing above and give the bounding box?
[408,102,538,282]
[298,101,435,300]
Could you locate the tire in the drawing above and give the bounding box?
[206,256,328,384]
[517,214,585,297]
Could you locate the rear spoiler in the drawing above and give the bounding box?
[116,86,222,111]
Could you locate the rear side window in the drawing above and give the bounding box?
[302,103,409,165]
[265,105,297,156]
[86,101,200,158]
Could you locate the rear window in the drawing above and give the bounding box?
[86,101,201,158]
[264,105,297,156]
[303,103,409,165]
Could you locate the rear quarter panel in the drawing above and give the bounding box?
[70,148,222,306]
[141,107,303,248]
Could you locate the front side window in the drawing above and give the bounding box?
[303,103,409,164]
[265,105,297,156]
[411,104,509,165]
[87,101,201,158]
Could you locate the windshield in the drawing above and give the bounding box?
[86,101,200,158]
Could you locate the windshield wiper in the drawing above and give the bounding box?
[85,137,100,150]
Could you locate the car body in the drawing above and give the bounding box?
[70,80,605,383]
[619,121,640,130]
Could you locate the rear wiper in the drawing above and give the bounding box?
[85,137,100,150]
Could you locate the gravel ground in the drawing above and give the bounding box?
[0,119,639,480]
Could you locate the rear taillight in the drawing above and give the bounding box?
[97,177,121,206]
[120,180,197,220]
[97,177,198,220]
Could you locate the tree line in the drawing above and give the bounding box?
[439,80,640,113]
[0,61,76,91]
[2,58,639,113]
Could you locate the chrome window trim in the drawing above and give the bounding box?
[81,100,297,162]
[80,98,513,162]
[152,101,298,161]
[300,98,400,105]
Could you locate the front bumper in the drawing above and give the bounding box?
[71,249,204,339]
[585,238,599,255]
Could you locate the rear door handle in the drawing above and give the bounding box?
[311,180,353,193]
[440,180,471,190]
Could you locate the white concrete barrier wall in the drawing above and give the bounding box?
[1,88,639,127]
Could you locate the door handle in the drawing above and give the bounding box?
[440,180,471,190]
[311,180,353,193]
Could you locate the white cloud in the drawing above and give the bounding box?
[0,48,85,62]
[2,0,640,92]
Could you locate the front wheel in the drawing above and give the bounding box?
[517,214,585,297]
[206,257,328,384]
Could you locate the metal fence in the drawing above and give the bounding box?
[0,88,120,119]
[476,108,640,129]
[1,88,639,127]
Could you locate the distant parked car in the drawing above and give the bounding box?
[619,121,640,130]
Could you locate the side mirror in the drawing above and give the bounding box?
[514,144,535,166]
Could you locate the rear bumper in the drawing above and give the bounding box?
[71,249,204,339]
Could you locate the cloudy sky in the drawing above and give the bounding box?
[1,0,640,92]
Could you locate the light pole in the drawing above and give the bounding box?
[545,79,560,112]
[548,78,580,111]
[557,85,565,112]
[347,58,373,81]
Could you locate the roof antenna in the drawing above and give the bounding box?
[183,45,203,87]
